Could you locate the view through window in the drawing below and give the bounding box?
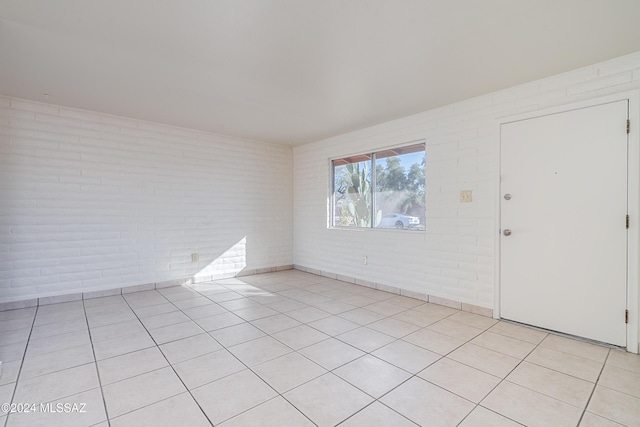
[332,142,426,230]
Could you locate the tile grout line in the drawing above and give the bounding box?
[576,348,611,426]
[9,272,635,426]
[342,400,420,427]
[360,314,576,425]
[119,284,327,425]
[196,284,321,426]
[189,279,412,426]
[424,325,498,426]
[453,328,543,426]
[466,330,618,424]
[117,290,216,426]
[5,304,113,425]
[211,279,490,425]
[3,306,38,427]
[171,293,321,425]
[370,314,500,426]
[148,282,597,426]
[326,307,496,425]
[269,289,451,425]
[1,282,498,424]
[81,298,112,427]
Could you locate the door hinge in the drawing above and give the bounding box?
[625,309,629,324]
[626,215,630,229]
[627,119,631,134]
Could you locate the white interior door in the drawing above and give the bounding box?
[500,100,628,347]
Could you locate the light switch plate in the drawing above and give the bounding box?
[460,190,472,203]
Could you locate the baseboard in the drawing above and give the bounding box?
[0,264,294,312]
[293,265,493,318]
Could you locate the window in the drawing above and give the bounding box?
[332,142,425,230]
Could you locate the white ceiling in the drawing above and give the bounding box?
[1,1,640,146]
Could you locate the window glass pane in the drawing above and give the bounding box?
[374,143,425,230]
[333,156,374,228]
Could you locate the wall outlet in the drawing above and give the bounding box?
[191,253,199,263]
[459,190,473,203]
[363,256,368,265]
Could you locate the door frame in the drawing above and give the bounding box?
[494,91,640,354]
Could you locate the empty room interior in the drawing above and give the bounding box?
[2,1,640,426]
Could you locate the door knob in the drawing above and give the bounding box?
[504,194,512,200]
[503,229,512,236]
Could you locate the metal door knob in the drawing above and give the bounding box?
[503,229,512,236]
[504,194,512,200]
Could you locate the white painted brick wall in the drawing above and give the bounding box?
[0,98,293,303]
[293,51,640,309]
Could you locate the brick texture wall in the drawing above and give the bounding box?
[0,98,293,303]
[293,51,640,309]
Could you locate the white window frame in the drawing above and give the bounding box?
[330,140,426,231]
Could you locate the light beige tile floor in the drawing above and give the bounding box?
[0,269,639,426]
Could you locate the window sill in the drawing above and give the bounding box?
[328,226,426,233]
